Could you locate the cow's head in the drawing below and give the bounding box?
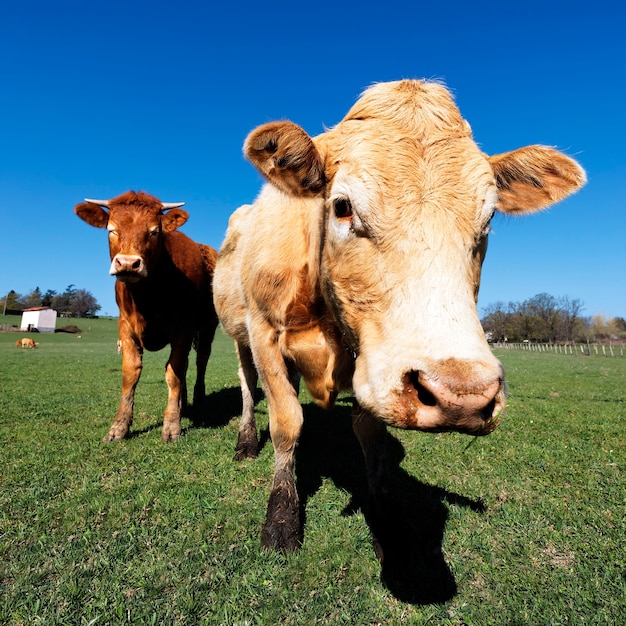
[74,191,188,283]
[244,80,586,436]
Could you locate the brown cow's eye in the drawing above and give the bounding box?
[333,198,353,220]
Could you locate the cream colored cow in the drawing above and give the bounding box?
[213,80,585,552]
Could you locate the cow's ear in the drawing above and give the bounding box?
[489,146,586,215]
[161,208,189,232]
[75,202,109,228]
[244,121,327,197]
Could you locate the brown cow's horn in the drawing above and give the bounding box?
[161,202,185,210]
[84,198,110,207]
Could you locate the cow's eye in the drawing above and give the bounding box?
[333,198,353,220]
[108,230,118,238]
[149,228,160,237]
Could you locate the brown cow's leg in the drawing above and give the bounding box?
[250,321,303,551]
[106,340,143,442]
[162,343,190,442]
[192,319,218,406]
[234,342,260,460]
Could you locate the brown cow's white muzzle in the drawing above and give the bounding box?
[397,364,504,435]
[109,254,147,282]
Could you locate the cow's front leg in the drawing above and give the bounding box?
[192,319,218,406]
[162,342,190,442]
[106,340,143,442]
[251,323,303,551]
[234,342,260,460]
[262,392,303,551]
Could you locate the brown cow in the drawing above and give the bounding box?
[75,191,219,442]
[17,337,38,349]
[213,80,585,551]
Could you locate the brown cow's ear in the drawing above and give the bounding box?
[244,121,327,197]
[161,208,189,232]
[489,146,586,215]
[74,202,109,228]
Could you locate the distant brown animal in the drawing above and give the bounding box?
[213,79,586,551]
[75,191,219,442]
[17,337,38,349]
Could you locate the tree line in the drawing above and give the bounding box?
[1,285,101,318]
[481,293,626,343]
[3,286,623,340]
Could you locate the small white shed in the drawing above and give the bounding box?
[20,307,58,333]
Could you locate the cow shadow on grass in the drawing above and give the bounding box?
[125,386,268,442]
[121,387,270,447]
[295,397,486,605]
[187,387,271,456]
[186,386,256,430]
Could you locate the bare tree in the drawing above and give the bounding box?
[481,301,509,342]
[525,293,560,342]
[559,296,585,342]
[481,293,589,343]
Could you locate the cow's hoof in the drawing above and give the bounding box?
[162,431,181,443]
[261,520,302,552]
[103,431,127,443]
[234,431,259,460]
[261,482,302,552]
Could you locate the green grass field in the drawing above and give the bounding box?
[1,316,624,624]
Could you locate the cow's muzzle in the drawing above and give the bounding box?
[109,254,147,282]
[397,365,504,435]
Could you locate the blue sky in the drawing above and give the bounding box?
[1,1,624,319]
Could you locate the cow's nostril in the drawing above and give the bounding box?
[481,397,497,421]
[131,258,141,269]
[407,370,437,407]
